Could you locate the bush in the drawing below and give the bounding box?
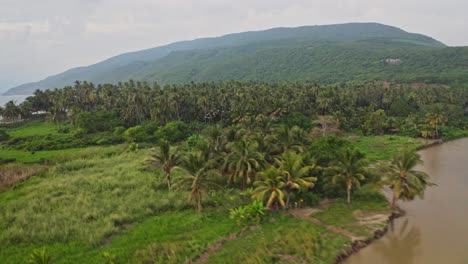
[154,121,191,143]
[279,112,313,131]
[229,200,267,226]
[124,126,148,142]
[113,126,126,136]
[71,128,86,139]
[185,134,207,151]
[0,129,10,141]
[75,111,122,134]
[128,142,139,152]
[352,185,387,203]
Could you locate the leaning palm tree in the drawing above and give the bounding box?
[224,139,264,190]
[252,166,286,209]
[382,148,434,208]
[328,148,367,205]
[172,152,219,212]
[146,140,180,190]
[275,151,317,208]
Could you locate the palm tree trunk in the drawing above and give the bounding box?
[286,191,291,209]
[391,192,396,208]
[347,188,351,205]
[347,181,352,205]
[166,173,171,190]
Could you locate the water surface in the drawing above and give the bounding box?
[345,138,468,264]
[0,95,29,107]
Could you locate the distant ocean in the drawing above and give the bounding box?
[0,95,30,107]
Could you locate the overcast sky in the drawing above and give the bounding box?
[1,0,467,91]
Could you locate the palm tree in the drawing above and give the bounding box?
[275,151,317,208]
[252,166,286,209]
[2,101,21,122]
[173,152,219,212]
[147,140,180,190]
[224,139,264,190]
[274,125,308,153]
[382,148,434,208]
[328,148,367,205]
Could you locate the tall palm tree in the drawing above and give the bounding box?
[328,148,367,205]
[147,140,180,190]
[224,139,264,190]
[173,152,219,212]
[382,148,434,208]
[252,166,286,209]
[275,151,317,208]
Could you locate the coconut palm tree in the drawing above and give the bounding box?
[328,148,367,205]
[2,101,21,122]
[382,148,434,208]
[173,152,219,212]
[147,140,180,190]
[275,151,317,208]
[252,166,286,209]
[224,138,264,190]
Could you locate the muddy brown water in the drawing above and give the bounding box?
[345,138,468,264]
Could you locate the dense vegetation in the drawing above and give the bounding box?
[8,22,468,95]
[0,80,466,263]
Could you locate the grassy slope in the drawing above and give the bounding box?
[205,215,350,264]
[349,135,425,163]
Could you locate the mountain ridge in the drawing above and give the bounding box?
[4,22,453,95]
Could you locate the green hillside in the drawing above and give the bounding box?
[5,22,461,95]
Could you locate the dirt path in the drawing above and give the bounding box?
[187,226,257,264]
[288,208,366,242]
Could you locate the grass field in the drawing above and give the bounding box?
[313,199,391,237]
[5,121,61,138]
[0,211,243,264]
[349,135,426,162]
[205,214,351,264]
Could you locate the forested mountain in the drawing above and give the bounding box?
[6,22,467,95]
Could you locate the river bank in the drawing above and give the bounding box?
[335,136,467,263]
[343,137,468,264]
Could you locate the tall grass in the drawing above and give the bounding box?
[0,164,47,190]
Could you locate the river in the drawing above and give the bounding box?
[345,138,468,264]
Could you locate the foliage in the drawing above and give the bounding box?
[28,248,51,264]
[123,125,148,142]
[0,129,10,141]
[381,148,435,207]
[229,200,267,226]
[154,121,191,143]
[74,111,122,134]
[327,147,368,204]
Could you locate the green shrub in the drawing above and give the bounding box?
[28,248,52,264]
[154,121,191,143]
[113,126,126,136]
[75,111,123,134]
[128,142,139,152]
[0,129,10,141]
[124,126,148,142]
[352,185,387,203]
[71,128,86,139]
[230,200,267,226]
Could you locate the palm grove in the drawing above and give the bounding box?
[1,80,466,210]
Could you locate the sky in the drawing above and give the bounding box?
[1,0,467,91]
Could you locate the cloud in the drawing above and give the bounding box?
[0,0,467,89]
